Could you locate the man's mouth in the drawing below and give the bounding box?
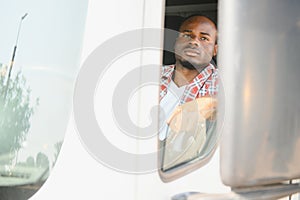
[183,48,200,57]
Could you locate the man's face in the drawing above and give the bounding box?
[174,16,218,70]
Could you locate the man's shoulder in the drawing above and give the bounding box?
[200,63,218,77]
[161,64,175,77]
[208,64,219,83]
[207,63,218,71]
[162,64,175,71]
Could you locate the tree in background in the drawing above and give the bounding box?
[26,156,35,167]
[0,71,38,163]
[36,152,49,169]
[52,141,63,167]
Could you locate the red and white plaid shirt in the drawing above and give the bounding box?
[160,63,218,105]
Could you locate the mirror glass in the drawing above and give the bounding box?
[0,0,88,199]
[161,98,217,171]
[158,0,219,181]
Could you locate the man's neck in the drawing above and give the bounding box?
[173,62,204,87]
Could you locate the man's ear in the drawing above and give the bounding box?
[213,44,218,57]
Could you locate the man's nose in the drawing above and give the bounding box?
[189,37,200,47]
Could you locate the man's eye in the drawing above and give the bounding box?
[182,34,192,38]
[200,37,208,41]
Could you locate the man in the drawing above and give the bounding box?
[159,15,218,141]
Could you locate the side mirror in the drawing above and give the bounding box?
[159,97,221,182]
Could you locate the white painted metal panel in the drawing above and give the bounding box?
[32,0,145,199]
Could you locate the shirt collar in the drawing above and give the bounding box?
[161,63,216,84]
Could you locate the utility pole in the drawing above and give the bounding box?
[3,13,28,100]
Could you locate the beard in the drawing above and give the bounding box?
[179,60,197,70]
[179,59,211,73]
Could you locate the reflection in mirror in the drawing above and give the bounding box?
[158,0,219,182]
[0,1,88,199]
[162,98,217,171]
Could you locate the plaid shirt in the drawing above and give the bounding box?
[160,63,218,105]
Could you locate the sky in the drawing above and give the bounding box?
[0,0,88,166]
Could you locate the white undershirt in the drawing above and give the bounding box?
[159,80,186,140]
